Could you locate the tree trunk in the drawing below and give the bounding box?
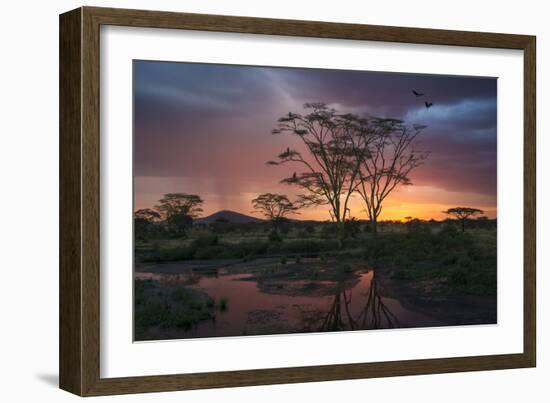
[372,218,378,237]
[337,221,345,249]
[461,219,465,233]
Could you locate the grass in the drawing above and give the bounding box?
[137,236,341,262]
[135,224,497,297]
[364,228,496,296]
[134,279,217,338]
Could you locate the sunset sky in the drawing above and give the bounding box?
[134,61,497,221]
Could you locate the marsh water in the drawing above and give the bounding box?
[135,258,445,340]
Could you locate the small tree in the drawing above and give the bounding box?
[343,217,361,238]
[443,207,484,232]
[155,193,203,218]
[134,208,161,240]
[405,218,429,234]
[134,208,161,222]
[251,193,298,230]
[166,214,194,236]
[155,193,203,237]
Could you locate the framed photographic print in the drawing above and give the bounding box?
[59,6,536,396]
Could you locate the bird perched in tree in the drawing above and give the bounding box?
[412,89,425,97]
[425,101,433,108]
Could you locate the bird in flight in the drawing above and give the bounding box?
[413,124,428,131]
[425,101,434,108]
[412,89,425,97]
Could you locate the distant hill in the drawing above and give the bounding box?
[195,210,264,224]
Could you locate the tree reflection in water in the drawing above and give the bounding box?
[301,272,400,332]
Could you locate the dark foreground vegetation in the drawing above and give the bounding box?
[136,217,497,297]
[364,227,497,297]
[136,216,496,295]
[134,216,497,340]
[135,278,229,338]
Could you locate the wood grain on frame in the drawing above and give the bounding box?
[59,7,82,395]
[59,6,536,396]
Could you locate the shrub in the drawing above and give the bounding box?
[442,255,459,266]
[194,245,227,260]
[192,234,219,248]
[219,297,228,311]
[268,230,282,243]
[192,241,269,260]
[320,224,337,239]
[134,280,216,333]
[439,223,459,237]
[206,297,215,308]
[235,241,268,257]
[448,267,469,287]
[279,239,339,254]
[141,243,196,262]
[342,238,363,249]
[343,218,361,238]
[406,219,431,234]
[458,256,473,268]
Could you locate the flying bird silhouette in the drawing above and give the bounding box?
[413,124,428,131]
[412,89,425,97]
[425,101,434,108]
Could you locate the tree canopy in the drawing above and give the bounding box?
[153,193,204,237]
[134,208,161,222]
[251,193,298,222]
[133,208,161,241]
[354,118,427,234]
[268,103,373,224]
[444,207,484,232]
[155,193,204,219]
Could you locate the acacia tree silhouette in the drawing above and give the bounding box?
[444,207,484,232]
[354,119,428,236]
[155,193,204,237]
[268,103,374,243]
[269,102,427,238]
[251,193,298,231]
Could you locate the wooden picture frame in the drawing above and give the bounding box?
[59,6,536,396]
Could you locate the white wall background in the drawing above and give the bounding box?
[0,1,546,402]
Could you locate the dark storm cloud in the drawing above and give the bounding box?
[134,60,497,216]
[266,68,496,117]
[134,61,290,177]
[134,61,283,119]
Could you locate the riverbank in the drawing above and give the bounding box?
[134,254,495,340]
[374,266,497,326]
[134,228,497,339]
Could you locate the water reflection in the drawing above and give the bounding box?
[314,277,400,333]
[135,267,442,340]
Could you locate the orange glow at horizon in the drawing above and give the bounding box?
[134,178,496,222]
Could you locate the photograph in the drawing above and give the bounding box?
[132,61,498,341]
